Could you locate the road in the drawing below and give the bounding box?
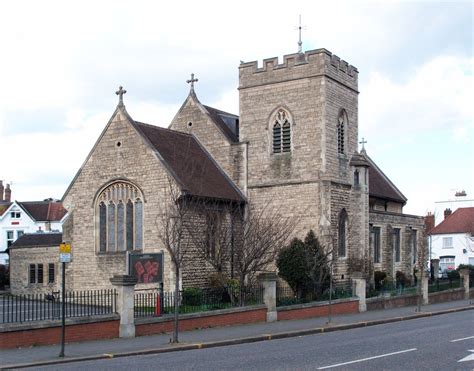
[37,310,474,370]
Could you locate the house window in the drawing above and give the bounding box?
[440,256,455,272]
[17,230,24,239]
[337,109,348,154]
[372,227,381,264]
[442,237,453,249]
[48,263,55,283]
[354,170,360,186]
[338,209,348,257]
[29,264,44,284]
[97,182,144,253]
[10,211,21,219]
[205,211,220,260]
[393,228,401,262]
[272,109,291,154]
[6,231,14,247]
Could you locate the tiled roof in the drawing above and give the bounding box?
[9,233,63,249]
[133,122,245,202]
[18,201,67,222]
[0,202,12,217]
[203,105,239,143]
[430,207,474,235]
[363,152,407,204]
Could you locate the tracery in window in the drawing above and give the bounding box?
[272,109,292,154]
[338,109,348,154]
[97,182,143,252]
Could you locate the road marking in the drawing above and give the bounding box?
[458,350,474,363]
[317,348,417,369]
[451,336,474,343]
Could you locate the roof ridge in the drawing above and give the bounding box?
[202,104,238,117]
[134,121,194,138]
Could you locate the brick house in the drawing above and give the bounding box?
[11,47,425,294]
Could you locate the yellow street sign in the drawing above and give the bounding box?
[59,243,71,254]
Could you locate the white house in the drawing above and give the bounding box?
[0,199,67,265]
[429,207,474,272]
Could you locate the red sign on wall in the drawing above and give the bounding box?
[11,222,19,225]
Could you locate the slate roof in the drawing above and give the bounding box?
[363,152,407,205]
[18,201,67,222]
[9,233,63,249]
[202,105,239,143]
[430,207,474,235]
[133,122,245,202]
[0,202,12,217]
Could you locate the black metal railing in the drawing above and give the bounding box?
[134,286,264,318]
[428,279,462,293]
[1,289,117,324]
[276,283,353,307]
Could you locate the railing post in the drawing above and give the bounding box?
[258,272,277,322]
[110,275,137,338]
[422,275,429,305]
[459,269,470,300]
[352,272,366,312]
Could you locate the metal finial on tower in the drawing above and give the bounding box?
[298,15,303,54]
[115,86,127,106]
[359,137,368,152]
[187,73,198,92]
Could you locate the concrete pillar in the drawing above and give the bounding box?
[352,274,366,312]
[459,269,470,300]
[422,275,429,305]
[110,275,137,338]
[431,259,440,280]
[258,272,277,322]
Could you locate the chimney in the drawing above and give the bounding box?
[0,180,3,202]
[444,208,452,220]
[4,183,11,202]
[425,212,435,233]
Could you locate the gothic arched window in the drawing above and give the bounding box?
[338,109,348,154]
[338,209,348,257]
[272,109,292,154]
[96,182,144,253]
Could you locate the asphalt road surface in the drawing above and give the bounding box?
[37,310,474,370]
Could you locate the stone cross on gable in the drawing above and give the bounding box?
[187,73,198,91]
[359,137,367,151]
[116,86,127,105]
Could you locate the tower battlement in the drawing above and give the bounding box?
[239,48,358,91]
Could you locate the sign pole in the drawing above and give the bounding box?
[59,261,66,357]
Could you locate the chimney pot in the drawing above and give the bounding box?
[444,208,452,220]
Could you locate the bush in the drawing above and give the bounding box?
[447,270,460,282]
[374,271,387,291]
[182,287,203,306]
[277,237,308,298]
[457,264,474,281]
[396,271,410,288]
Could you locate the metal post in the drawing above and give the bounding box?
[59,262,66,357]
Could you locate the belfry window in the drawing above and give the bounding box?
[272,109,291,154]
[338,109,348,154]
[97,182,143,252]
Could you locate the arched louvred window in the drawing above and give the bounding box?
[272,109,292,154]
[99,202,107,252]
[273,122,281,153]
[338,109,348,154]
[96,182,144,253]
[338,209,348,257]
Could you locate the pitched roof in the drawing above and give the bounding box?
[430,207,474,235]
[0,202,12,217]
[17,201,67,222]
[133,122,245,202]
[202,105,239,143]
[363,152,407,204]
[9,233,63,249]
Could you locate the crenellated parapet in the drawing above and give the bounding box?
[239,48,358,91]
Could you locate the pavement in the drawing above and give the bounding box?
[1,299,473,370]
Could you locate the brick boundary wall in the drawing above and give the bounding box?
[428,288,465,304]
[135,305,267,336]
[0,315,119,349]
[277,299,359,321]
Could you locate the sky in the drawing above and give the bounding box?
[0,0,472,217]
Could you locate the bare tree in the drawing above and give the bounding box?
[155,177,193,343]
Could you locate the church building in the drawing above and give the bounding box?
[11,47,425,294]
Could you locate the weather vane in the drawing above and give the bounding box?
[296,15,306,54]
